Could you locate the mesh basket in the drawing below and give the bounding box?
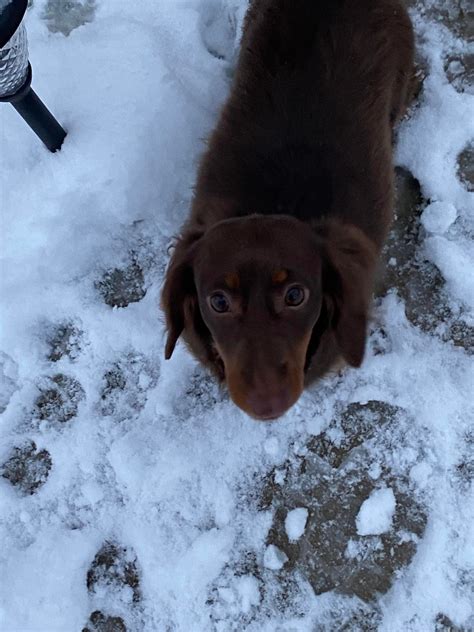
[0,22,28,98]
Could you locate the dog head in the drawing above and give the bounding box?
[161,215,375,420]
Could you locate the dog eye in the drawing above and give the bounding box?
[210,292,230,313]
[285,286,305,307]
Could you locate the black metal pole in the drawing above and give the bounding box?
[12,88,67,153]
[7,67,67,152]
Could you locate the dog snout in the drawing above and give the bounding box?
[223,342,307,420]
[246,385,293,420]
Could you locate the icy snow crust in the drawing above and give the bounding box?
[0,1,473,630]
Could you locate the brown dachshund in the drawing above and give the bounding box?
[162,0,414,420]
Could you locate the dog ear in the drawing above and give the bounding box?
[161,232,202,359]
[316,221,377,367]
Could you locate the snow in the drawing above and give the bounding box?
[421,200,458,234]
[285,508,309,541]
[0,1,473,630]
[263,544,288,571]
[368,462,382,480]
[424,235,474,309]
[0,351,18,413]
[234,574,261,613]
[356,487,396,536]
[263,435,281,456]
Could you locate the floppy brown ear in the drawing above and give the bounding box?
[316,221,377,367]
[160,233,201,359]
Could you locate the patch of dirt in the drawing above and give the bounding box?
[83,611,127,632]
[260,401,428,602]
[33,374,85,424]
[42,0,96,36]
[411,0,474,39]
[307,401,403,469]
[207,550,383,628]
[449,321,474,353]
[435,612,466,631]
[95,258,146,308]
[454,429,474,491]
[379,167,474,351]
[1,441,52,495]
[457,143,474,192]
[445,54,474,95]
[87,541,141,604]
[379,168,434,326]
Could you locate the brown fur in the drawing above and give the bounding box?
[161,0,414,419]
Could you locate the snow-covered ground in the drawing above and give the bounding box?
[0,1,472,630]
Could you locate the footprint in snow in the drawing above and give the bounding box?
[95,258,147,309]
[33,373,85,426]
[99,351,158,420]
[41,0,96,37]
[1,440,52,495]
[82,610,127,632]
[45,320,84,363]
[86,540,141,605]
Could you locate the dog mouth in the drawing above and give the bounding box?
[241,387,301,420]
[251,412,281,421]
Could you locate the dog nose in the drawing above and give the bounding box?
[246,388,292,420]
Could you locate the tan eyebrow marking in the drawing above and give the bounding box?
[272,269,288,284]
[224,273,240,290]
